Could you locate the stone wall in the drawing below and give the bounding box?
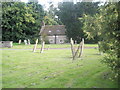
[0,41,13,48]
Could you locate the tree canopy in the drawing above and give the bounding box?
[81,2,120,77]
[55,2,100,43]
[2,2,44,43]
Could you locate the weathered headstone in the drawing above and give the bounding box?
[70,38,75,60]
[33,39,38,52]
[28,39,30,45]
[18,40,21,44]
[75,40,77,44]
[0,41,13,48]
[70,38,85,60]
[24,40,27,45]
[0,41,2,48]
[40,41,45,53]
[73,41,82,60]
[79,38,84,58]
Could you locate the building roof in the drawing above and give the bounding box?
[40,25,66,36]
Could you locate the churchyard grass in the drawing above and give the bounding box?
[2,43,98,49]
[2,44,118,88]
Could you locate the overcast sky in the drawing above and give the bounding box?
[21,0,107,4]
[20,0,119,11]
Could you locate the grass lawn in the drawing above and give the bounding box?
[2,44,118,88]
[2,43,98,49]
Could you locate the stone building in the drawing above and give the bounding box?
[39,25,67,44]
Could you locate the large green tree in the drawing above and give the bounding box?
[2,2,44,43]
[43,3,61,25]
[82,2,120,78]
[55,2,99,43]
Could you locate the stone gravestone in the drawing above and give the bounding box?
[0,41,2,48]
[28,39,30,45]
[33,39,38,52]
[24,40,27,45]
[18,40,21,44]
[40,41,45,53]
[70,38,75,59]
[79,38,84,58]
[75,40,77,44]
[0,41,13,48]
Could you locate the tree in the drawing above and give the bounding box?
[55,2,99,43]
[2,2,44,43]
[43,3,60,25]
[82,2,120,78]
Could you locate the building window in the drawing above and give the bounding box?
[49,39,53,43]
[49,30,51,33]
[59,40,63,43]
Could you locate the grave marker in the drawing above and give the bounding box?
[40,41,45,53]
[28,39,30,45]
[79,38,84,58]
[18,40,21,44]
[33,39,38,52]
[24,40,27,45]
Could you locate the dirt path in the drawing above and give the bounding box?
[0,47,98,50]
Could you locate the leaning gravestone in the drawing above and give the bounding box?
[70,38,75,59]
[75,40,77,44]
[40,41,45,53]
[79,38,84,58]
[28,39,30,45]
[18,40,21,44]
[33,39,38,52]
[24,40,27,45]
[0,41,2,48]
[70,38,84,60]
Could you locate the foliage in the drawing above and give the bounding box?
[55,2,99,43]
[2,2,44,43]
[82,2,120,77]
[40,33,50,44]
[43,3,60,25]
[44,16,58,25]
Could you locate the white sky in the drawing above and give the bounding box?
[21,0,118,10]
[21,0,63,10]
[21,0,63,4]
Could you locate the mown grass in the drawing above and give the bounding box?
[2,45,118,88]
[2,43,98,49]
